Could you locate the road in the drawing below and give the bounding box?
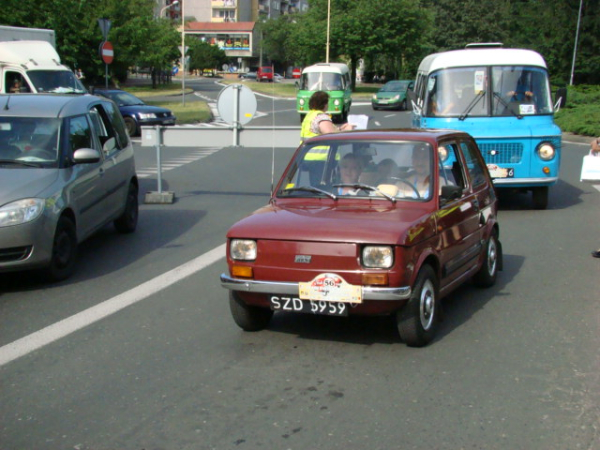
[1,81,599,450]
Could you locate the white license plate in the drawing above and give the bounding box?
[487,164,514,178]
[270,296,348,317]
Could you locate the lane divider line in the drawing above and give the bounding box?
[0,244,226,367]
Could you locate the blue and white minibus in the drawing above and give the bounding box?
[411,43,563,209]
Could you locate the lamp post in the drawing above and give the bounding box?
[181,0,186,105]
[569,0,583,86]
[159,0,178,18]
[325,0,331,63]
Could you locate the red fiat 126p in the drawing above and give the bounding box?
[220,129,502,347]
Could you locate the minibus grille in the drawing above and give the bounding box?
[478,143,523,164]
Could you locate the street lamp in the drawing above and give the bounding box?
[159,0,178,18]
[181,0,186,105]
[326,0,330,63]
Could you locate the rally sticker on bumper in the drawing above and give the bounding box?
[299,273,362,303]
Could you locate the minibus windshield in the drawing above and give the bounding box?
[300,72,344,91]
[425,66,552,118]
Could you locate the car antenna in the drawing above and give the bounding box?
[3,95,11,110]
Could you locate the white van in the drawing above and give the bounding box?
[0,40,86,94]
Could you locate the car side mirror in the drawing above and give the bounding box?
[440,185,462,202]
[73,148,101,164]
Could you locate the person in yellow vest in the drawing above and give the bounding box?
[301,91,354,141]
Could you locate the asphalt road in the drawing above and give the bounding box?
[0,86,599,450]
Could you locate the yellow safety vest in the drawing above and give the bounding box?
[301,110,330,161]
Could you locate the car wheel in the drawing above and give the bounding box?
[229,291,273,331]
[124,117,138,137]
[532,186,548,210]
[300,115,305,124]
[400,99,407,111]
[114,182,139,233]
[372,106,379,111]
[396,265,439,347]
[42,216,77,282]
[473,230,499,288]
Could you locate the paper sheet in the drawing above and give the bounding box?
[347,114,369,130]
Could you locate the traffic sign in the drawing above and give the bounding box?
[100,41,114,64]
[217,85,257,126]
[172,66,179,75]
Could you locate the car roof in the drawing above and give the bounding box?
[308,128,472,144]
[0,94,111,118]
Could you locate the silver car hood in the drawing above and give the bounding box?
[0,169,59,206]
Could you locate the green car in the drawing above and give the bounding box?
[372,80,414,111]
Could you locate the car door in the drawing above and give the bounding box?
[435,140,483,291]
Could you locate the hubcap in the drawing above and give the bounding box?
[487,238,497,275]
[420,279,435,330]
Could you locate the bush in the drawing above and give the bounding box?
[554,85,600,136]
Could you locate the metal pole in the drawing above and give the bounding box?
[326,0,331,63]
[155,125,163,193]
[181,0,186,105]
[105,63,108,88]
[233,84,240,146]
[569,0,583,86]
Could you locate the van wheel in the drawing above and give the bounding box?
[229,291,273,331]
[396,265,439,347]
[532,187,548,210]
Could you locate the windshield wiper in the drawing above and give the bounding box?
[333,183,397,203]
[459,91,485,121]
[492,92,523,119]
[284,186,337,199]
[0,159,43,167]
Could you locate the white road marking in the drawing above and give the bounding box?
[136,148,220,178]
[0,244,226,367]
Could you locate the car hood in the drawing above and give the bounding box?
[227,202,435,246]
[119,105,172,115]
[0,169,59,206]
[376,91,405,99]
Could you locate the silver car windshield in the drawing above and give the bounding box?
[0,118,61,167]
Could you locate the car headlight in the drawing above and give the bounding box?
[537,142,555,161]
[393,95,400,100]
[138,113,157,120]
[230,239,257,261]
[372,94,377,100]
[0,198,45,228]
[299,99,305,106]
[333,99,340,106]
[362,246,393,268]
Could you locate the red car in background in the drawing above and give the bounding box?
[257,66,273,82]
[221,129,502,347]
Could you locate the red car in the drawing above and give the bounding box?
[257,66,273,82]
[221,129,502,347]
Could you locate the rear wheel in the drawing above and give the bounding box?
[124,117,138,137]
[532,186,548,210]
[114,182,139,233]
[396,265,439,347]
[229,291,273,331]
[472,230,499,288]
[42,216,77,282]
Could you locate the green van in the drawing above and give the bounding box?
[296,63,352,124]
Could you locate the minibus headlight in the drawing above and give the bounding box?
[299,99,305,106]
[334,99,340,106]
[362,246,393,268]
[537,143,555,161]
[438,146,449,162]
[230,239,257,261]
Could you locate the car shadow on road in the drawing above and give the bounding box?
[497,179,584,211]
[265,252,524,347]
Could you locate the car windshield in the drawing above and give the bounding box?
[276,139,436,201]
[381,81,409,92]
[0,118,61,167]
[300,72,344,91]
[425,66,553,117]
[103,91,145,107]
[27,70,87,94]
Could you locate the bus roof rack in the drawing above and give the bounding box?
[465,42,504,49]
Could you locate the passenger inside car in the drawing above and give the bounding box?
[336,153,363,195]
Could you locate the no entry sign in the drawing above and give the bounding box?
[100,41,114,64]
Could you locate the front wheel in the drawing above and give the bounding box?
[229,291,273,331]
[42,216,77,282]
[532,186,548,210]
[396,265,439,347]
[400,99,407,111]
[124,117,138,137]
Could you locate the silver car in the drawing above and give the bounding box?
[0,94,138,281]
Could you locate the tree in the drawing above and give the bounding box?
[187,38,228,74]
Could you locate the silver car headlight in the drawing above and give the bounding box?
[362,246,393,268]
[0,198,45,227]
[537,142,555,161]
[230,239,257,261]
[138,113,157,119]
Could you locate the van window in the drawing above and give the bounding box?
[300,72,344,91]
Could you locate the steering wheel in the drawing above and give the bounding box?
[381,177,421,199]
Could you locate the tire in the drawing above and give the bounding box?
[396,265,439,347]
[229,291,273,331]
[300,115,305,124]
[532,186,548,210]
[114,182,139,233]
[124,117,138,137]
[472,230,499,288]
[400,99,407,111]
[42,216,77,282]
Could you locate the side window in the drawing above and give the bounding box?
[68,115,94,155]
[439,142,466,191]
[460,140,487,188]
[89,103,128,156]
[5,72,31,94]
[102,102,129,149]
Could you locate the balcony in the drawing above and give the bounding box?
[211,0,236,8]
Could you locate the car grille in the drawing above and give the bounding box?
[156,112,171,118]
[0,246,33,263]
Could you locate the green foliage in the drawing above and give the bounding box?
[554,85,600,136]
[187,38,228,72]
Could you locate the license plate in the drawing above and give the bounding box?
[487,164,514,178]
[270,296,349,317]
[299,273,362,303]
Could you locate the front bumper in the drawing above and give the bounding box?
[372,99,401,109]
[220,273,411,301]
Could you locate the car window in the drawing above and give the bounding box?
[438,141,466,192]
[68,115,94,156]
[460,140,487,188]
[90,102,128,153]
